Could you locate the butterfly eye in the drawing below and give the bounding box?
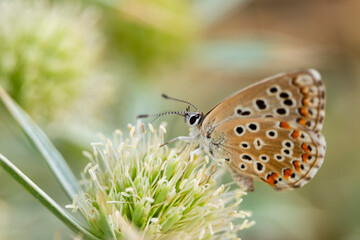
[189,116,197,125]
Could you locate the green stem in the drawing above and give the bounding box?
[0,153,101,240]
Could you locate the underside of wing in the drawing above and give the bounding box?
[201,69,326,135]
[206,118,326,191]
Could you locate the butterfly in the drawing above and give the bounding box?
[137,69,326,191]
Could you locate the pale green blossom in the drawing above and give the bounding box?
[70,122,254,239]
[0,0,103,120]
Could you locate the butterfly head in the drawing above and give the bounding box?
[185,110,204,127]
[136,94,203,127]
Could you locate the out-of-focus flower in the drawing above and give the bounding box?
[0,0,103,120]
[69,121,254,239]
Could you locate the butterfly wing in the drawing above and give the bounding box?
[201,69,325,135]
[199,69,326,190]
[206,118,326,190]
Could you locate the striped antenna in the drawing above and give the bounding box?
[161,94,199,111]
[136,111,186,119]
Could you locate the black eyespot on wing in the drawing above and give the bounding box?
[248,123,257,131]
[280,92,289,98]
[256,162,263,171]
[270,87,278,93]
[256,99,267,110]
[236,126,244,135]
[241,154,252,161]
[283,99,293,106]
[308,145,313,152]
[276,108,286,115]
[241,111,251,116]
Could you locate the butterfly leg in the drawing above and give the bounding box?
[227,163,255,192]
[160,136,197,147]
[190,146,202,156]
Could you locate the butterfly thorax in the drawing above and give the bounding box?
[187,116,228,161]
[185,111,219,154]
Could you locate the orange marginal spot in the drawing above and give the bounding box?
[283,168,293,180]
[300,87,308,95]
[297,118,306,126]
[266,172,279,185]
[301,143,309,152]
[300,108,310,117]
[292,160,301,173]
[280,121,291,129]
[302,97,310,106]
[301,153,309,163]
[291,130,300,139]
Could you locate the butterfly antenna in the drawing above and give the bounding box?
[136,111,186,119]
[161,94,199,111]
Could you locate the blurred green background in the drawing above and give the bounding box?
[1,0,359,239]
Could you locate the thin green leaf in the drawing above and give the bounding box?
[0,153,101,240]
[0,86,79,200]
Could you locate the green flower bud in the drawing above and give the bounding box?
[0,0,103,120]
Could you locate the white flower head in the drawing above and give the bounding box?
[76,121,253,239]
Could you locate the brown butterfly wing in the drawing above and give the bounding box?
[201,69,325,135]
[199,69,326,190]
[206,118,326,190]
